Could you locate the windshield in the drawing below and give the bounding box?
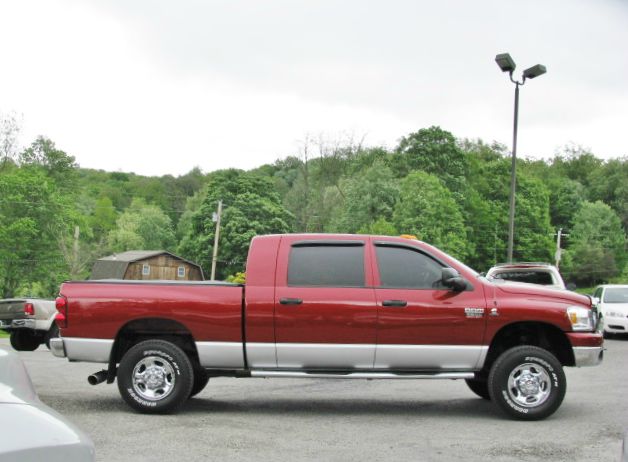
[492,270,554,285]
[603,288,628,303]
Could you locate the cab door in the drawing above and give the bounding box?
[273,236,378,370]
[372,241,487,371]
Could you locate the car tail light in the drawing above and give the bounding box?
[24,302,35,316]
[55,296,68,328]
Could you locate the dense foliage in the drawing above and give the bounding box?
[1,114,626,296]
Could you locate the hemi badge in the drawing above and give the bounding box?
[464,308,485,318]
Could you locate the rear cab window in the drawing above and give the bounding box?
[287,241,365,287]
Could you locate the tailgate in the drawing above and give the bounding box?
[0,300,26,321]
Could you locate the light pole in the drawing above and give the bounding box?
[495,53,546,263]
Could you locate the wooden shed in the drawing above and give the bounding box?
[90,251,204,281]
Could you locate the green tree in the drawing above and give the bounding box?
[392,126,468,194]
[0,169,75,297]
[108,199,176,252]
[392,171,467,259]
[562,201,626,286]
[332,160,399,233]
[178,170,293,278]
[19,136,78,189]
[464,157,554,269]
[90,196,117,240]
[587,157,628,230]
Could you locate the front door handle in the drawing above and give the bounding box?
[279,298,303,305]
[382,300,407,307]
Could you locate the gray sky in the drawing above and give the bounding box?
[1,0,627,176]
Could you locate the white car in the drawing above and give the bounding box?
[593,285,628,338]
[0,346,95,461]
[486,263,567,290]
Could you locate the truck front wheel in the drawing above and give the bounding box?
[10,330,42,351]
[488,345,566,420]
[117,340,194,414]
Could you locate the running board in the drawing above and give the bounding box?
[250,371,474,380]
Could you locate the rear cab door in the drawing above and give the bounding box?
[273,235,378,370]
[372,239,488,371]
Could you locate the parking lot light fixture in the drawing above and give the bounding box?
[495,52,547,262]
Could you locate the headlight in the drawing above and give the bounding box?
[567,306,594,331]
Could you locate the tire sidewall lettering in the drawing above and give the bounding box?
[142,349,181,376]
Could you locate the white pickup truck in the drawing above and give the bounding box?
[0,299,59,351]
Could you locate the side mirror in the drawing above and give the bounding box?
[441,267,466,291]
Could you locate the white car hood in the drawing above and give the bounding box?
[601,302,628,312]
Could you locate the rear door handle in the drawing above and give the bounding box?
[279,298,303,305]
[382,300,407,307]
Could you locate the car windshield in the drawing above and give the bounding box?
[603,288,628,303]
[492,270,554,285]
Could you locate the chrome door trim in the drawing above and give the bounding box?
[276,343,375,369]
[375,344,488,370]
[246,342,277,368]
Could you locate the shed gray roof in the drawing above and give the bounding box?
[90,251,203,280]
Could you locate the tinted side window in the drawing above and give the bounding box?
[288,245,365,287]
[376,246,443,289]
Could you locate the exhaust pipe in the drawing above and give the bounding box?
[87,370,108,386]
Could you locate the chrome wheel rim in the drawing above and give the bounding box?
[507,362,551,408]
[132,356,176,401]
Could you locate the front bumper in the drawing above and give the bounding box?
[50,337,66,358]
[567,332,604,367]
[573,346,604,367]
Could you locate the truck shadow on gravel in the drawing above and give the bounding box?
[184,397,498,420]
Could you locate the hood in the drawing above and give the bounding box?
[490,280,590,306]
[601,302,628,311]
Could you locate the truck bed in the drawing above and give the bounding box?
[59,280,244,342]
[0,299,28,324]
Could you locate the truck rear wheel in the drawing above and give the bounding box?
[117,340,194,414]
[488,345,565,420]
[10,330,42,351]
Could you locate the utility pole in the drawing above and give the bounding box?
[73,226,80,278]
[554,228,569,268]
[210,200,223,281]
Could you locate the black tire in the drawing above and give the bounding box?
[117,340,194,414]
[10,330,42,351]
[45,324,59,350]
[488,345,566,421]
[465,378,491,400]
[189,369,210,398]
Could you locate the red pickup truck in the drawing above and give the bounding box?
[51,234,603,420]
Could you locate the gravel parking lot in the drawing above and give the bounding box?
[3,337,627,462]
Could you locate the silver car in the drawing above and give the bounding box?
[0,346,95,461]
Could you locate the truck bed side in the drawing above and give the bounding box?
[59,281,244,367]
